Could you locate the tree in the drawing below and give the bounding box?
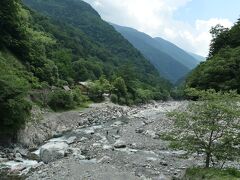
[113,77,127,97]
[0,74,31,143]
[165,89,240,168]
[209,24,229,58]
[88,77,112,101]
[187,47,240,92]
[0,0,23,48]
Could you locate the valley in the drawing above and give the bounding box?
[1,0,240,179]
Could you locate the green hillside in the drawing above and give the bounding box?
[187,19,240,92]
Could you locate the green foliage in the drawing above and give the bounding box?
[23,0,172,96]
[88,76,112,101]
[110,94,118,103]
[135,88,153,103]
[0,0,174,143]
[187,19,240,92]
[73,58,103,81]
[165,89,240,168]
[113,77,128,97]
[184,168,240,180]
[0,60,31,141]
[187,47,240,92]
[48,90,75,111]
[72,87,88,106]
[170,86,186,100]
[0,0,24,49]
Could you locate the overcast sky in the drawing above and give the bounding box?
[83,0,240,56]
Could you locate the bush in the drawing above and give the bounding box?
[72,87,88,105]
[110,94,118,103]
[185,167,240,180]
[118,97,126,105]
[48,90,75,111]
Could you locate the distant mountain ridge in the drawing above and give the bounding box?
[112,24,202,83]
[187,52,206,62]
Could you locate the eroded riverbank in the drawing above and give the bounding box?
[1,101,206,180]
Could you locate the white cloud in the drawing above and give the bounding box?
[83,0,233,56]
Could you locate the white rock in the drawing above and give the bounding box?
[145,130,158,139]
[111,121,122,127]
[114,140,126,148]
[117,111,122,117]
[66,136,77,144]
[97,156,111,163]
[102,145,112,150]
[156,174,171,180]
[15,153,23,162]
[79,137,88,142]
[39,142,69,163]
[84,128,95,135]
[92,143,101,148]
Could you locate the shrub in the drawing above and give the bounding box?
[110,94,118,103]
[118,97,126,105]
[72,87,88,106]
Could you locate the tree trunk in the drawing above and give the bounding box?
[205,152,211,168]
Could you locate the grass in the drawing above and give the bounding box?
[184,167,240,180]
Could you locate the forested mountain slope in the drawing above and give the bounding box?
[23,0,169,87]
[0,0,171,142]
[112,24,200,83]
[187,20,240,92]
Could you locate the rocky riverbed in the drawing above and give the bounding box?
[0,101,207,180]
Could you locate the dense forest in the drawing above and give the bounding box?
[0,0,171,141]
[187,19,240,92]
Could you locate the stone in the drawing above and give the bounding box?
[145,130,158,139]
[135,128,144,133]
[155,174,170,180]
[97,156,111,163]
[79,137,88,142]
[84,128,95,135]
[114,140,126,148]
[78,155,86,160]
[160,161,168,166]
[9,164,26,173]
[27,152,40,161]
[111,121,122,127]
[102,145,112,150]
[116,111,122,117]
[66,136,77,144]
[15,153,23,162]
[14,147,28,157]
[39,142,69,163]
[0,157,8,163]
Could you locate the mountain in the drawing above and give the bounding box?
[112,24,200,83]
[22,0,170,88]
[153,37,200,69]
[188,52,206,62]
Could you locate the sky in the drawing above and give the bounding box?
[83,0,240,56]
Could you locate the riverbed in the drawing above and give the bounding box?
[0,101,205,179]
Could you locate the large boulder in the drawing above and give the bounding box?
[39,142,69,163]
